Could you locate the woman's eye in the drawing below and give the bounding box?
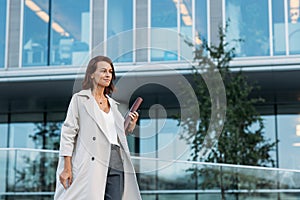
[99,69,113,74]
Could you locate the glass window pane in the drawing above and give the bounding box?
[195,0,208,49]
[9,113,43,148]
[272,0,286,55]
[22,0,49,66]
[140,118,156,157]
[288,0,300,55]
[151,0,178,61]
[9,123,38,148]
[0,123,8,148]
[157,119,189,160]
[107,0,133,63]
[180,0,193,61]
[140,118,187,159]
[262,115,277,164]
[0,113,8,149]
[44,121,62,150]
[0,151,6,193]
[0,0,7,68]
[50,0,90,66]
[226,0,270,57]
[278,114,300,170]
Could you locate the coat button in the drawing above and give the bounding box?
[91,157,95,161]
[92,137,96,141]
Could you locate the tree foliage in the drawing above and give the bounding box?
[180,23,278,199]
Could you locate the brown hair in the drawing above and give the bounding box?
[82,56,116,95]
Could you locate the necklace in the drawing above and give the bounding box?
[92,90,107,105]
[97,96,107,105]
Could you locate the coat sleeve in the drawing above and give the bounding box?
[59,94,80,157]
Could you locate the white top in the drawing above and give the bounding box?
[93,98,119,146]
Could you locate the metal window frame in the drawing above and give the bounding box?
[284,0,289,55]
[4,0,10,69]
[89,0,93,58]
[133,0,136,63]
[19,0,24,68]
[268,0,274,56]
[147,0,151,63]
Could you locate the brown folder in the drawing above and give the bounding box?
[124,97,143,131]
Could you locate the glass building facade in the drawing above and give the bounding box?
[22,0,90,66]
[1,0,300,199]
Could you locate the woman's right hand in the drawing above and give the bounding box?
[60,156,73,189]
[59,168,73,189]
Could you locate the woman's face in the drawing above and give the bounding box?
[91,61,113,88]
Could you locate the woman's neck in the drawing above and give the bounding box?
[92,86,105,98]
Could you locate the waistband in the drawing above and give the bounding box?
[111,144,120,150]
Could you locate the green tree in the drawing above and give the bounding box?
[181,23,277,199]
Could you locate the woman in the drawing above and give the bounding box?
[54,56,142,200]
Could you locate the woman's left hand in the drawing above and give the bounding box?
[127,111,139,133]
[129,111,139,123]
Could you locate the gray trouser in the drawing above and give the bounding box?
[104,144,124,200]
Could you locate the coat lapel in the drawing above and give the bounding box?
[78,89,111,141]
[78,89,127,146]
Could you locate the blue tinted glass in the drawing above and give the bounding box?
[151,0,177,27]
[140,118,189,160]
[0,0,6,68]
[157,119,189,160]
[180,0,193,60]
[278,114,300,170]
[226,0,270,57]
[151,0,178,61]
[288,0,300,55]
[140,119,156,155]
[9,123,37,148]
[0,123,8,148]
[107,0,133,63]
[22,0,49,66]
[272,0,286,55]
[195,0,208,47]
[50,0,90,66]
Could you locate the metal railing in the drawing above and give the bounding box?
[1,148,300,200]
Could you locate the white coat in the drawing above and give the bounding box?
[54,89,142,200]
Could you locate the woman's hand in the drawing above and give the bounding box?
[127,111,139,133]
[60,156,73,189]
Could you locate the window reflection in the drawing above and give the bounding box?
[0,113,63,196]
[139,117,190,190]
[180,0,193,60]
[0,123,8,148]
[140,118,187,159]
[50,0,90,66]
[107,0,133,62]
[278,114,300,170]
[195,0,208,49]
[288,0,300,54]
[290,0,300,24]
[0,118,8,193]
[151,0,178,61]
[226,0,270,57]
[0,149,6,193]
[22,0,90,66]
[9,123,38,148]
[272,0,286,55]
[8,113,63,149]
[0,0,6,68]
[22,0,49,66]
